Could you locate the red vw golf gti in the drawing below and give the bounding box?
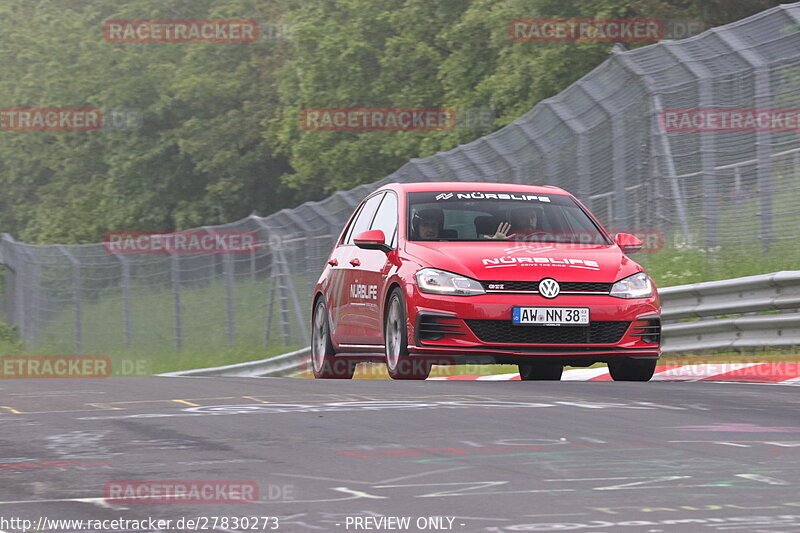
[311,182,661,381]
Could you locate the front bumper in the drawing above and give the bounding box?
[405,287,661,363]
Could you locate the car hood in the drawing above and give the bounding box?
[404,240,640,283]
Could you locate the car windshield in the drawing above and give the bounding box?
[407,191,611,244]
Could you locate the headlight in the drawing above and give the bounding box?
[609,272,653,299]
[415,268,485,296]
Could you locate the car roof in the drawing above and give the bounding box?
[381,181,570,196]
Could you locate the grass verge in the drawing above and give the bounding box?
[0,339,300,376]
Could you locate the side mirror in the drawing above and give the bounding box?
[615,233,643,254]
[354,229,392,253]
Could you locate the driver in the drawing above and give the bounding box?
[412,208,444,240]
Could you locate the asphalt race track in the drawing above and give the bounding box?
[1,377,799,533]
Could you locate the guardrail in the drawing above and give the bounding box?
[159,347,310,378]
[163,271,800,377]
[661,271,800,353]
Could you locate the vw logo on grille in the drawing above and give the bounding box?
[539,278,560,299]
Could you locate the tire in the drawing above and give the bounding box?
[518,362,563,381]
[608,358,657,382]
[311,298,355,379]
[384,288,430,380]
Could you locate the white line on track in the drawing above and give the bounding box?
[430,363,800,383]
[476,373,519,381]
[650,362,763,381]
[561,368,611,380]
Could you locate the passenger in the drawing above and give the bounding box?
[483,208,540,240]
[483,221,515,240]
[510,207,540,237]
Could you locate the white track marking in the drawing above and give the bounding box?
[427,363,800,383]
[651,363,762,381]
[562,368,610,380]
[476,373,519,381]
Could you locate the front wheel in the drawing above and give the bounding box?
[311,299,355,379]
[518,362,563,381]
[608,358,657,382]
[384,288,430,380]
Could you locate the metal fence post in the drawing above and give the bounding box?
[2,236,35,344]
[0,235,14,326]
[276,242,291,344]
[16,247,29,343]
[117,254,133,347]
[223,252,235,346]
[754,67,774,251]
[57,245,82,353]
[169,251,183,351]
[250,246,257,282]
[1,266,11,326]
[698,76,718,248]
[261,234,286,346]
[612,113,629,230]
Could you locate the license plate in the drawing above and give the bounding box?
[512,307,589,326]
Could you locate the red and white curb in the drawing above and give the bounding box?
[428,362,800,384]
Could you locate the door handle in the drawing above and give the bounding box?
[349,258,361,267]
[328,259,338,266]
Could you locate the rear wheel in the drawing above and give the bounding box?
[608,358,657,382]
[384,288,430,380]
[518,362,563,381]
[311,299,355,379]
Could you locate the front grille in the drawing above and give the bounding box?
[483,280,538,291]
[481,281,611,293]
[561,282,612,292]
[465,319,630,344]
